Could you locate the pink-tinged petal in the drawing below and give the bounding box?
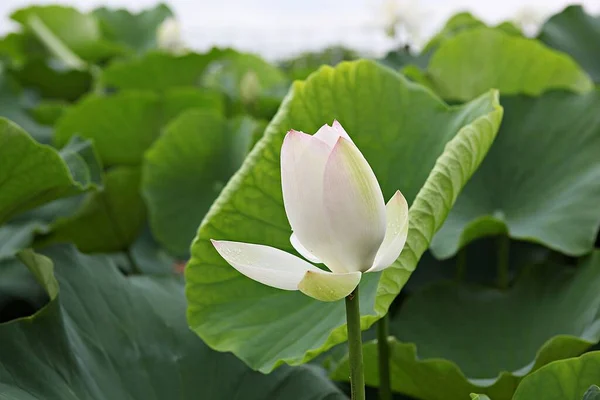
[314,121,354,148]
[367,190,409,273]
[323,137,386,272]
[211,240,320,290]
[290,233,321,263]
[280,130,345,273]
[298,270,361,302]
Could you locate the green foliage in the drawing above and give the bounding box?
[1,3,600,398]
[426,28,593,101]
[538,5,600,83]
[186,59,503,372]
[0,246,347,399]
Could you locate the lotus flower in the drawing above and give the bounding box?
[211,121,408,302]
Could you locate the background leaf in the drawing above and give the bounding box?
[431,90,600,259]
[512,352,600,400]
[538,5,600,83]
[425,27,593,101]
[142,109,255,257]
[0,246,348,400]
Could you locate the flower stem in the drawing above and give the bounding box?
[497,235,510,290]
[345,287,365,400]
[377,314,392,400]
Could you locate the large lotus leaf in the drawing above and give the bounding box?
[186,60,503,372]
[100,51,223,91]
[142,110,256,257]
[0,119,101,224]
[538,5,600,83]
[0,256,48,322]
[512,352,600,400]
[431,90,600,259]
[11,5,125,63]
[0,245,347,399]
[0,66,52,143]
[53,89,223,166]
[425,27,593,101]
[40,167,145,253]
[330,251,600,400]
[422,12,521,53]
[93,4,173,53]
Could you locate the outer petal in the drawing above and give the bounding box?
[323,137,386,272]
[367,190,409,273]
[281,130,345,273]
[314,120,354,148]
[290,233,321,263]
[211,240,321,290]
[298,270,361,302]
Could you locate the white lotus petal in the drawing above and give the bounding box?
[367,190,409,273]
[280,130,345,272]
[314,120,354,148]
[211,240,320,290]
[323,137,387,272]
[290,233,322,263]
[298,270,361,302]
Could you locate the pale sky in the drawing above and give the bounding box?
[1,0,599,59]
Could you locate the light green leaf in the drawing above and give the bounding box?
[93,4,173,53]
[0,246,348,400]
[431,90,600,259]
[426,27,593,101]
[513,352,600,400]
[54,89,223,166]
[0,118,101,224]
[330,252,600,400]
[186,60,503,372]
[101,51,220,91]
[11,5,125,64]
[471,395,492,400]
[538,5,600,83]
[40,167,145,253]
[142,110,255,256]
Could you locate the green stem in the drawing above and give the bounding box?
[455,247,467,281]
[497,235,510,290]
[377,314,392,400]
[345,287,365,400]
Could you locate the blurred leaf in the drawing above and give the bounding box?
[54,89,222,166]
[330,252,600,400]
[512,352,600,400]
[186,60,503,372]
[0,65,52,143]
[432,91,600,259]
[11,5,125,64]
[426,28,593,101]
[101,51,219,91]
[584,386,600,400]
[0,256,48,323]
[40,167,145,253]
[538,5,600,83]
[130,226,178,274]
[422,12,521,53]
[470,395,491,400]
[280,46,359,80]
[378,46,430,70]
[10,58,92,101]
[30,99,69,126]
[142,110,255,257]
[93,4,173,53]
[0,221,48,260]
[0,119,101,224]
[0,246,348,399]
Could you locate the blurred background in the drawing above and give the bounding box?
[2,0,600,60]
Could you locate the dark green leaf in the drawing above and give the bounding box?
[432,91,600,258]
[0,246,348,400]
[538,5,600,83]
